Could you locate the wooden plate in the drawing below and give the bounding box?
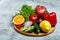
[14,25,55,37]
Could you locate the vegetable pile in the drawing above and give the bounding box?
[20,5,35,21]
[12,5,57,34]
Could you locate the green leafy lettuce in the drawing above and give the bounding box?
[18,5,35,21]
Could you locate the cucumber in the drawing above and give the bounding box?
[25,26,32,32]
[21,26,34,32]
[27,26,34,33]
[21,26,29,31]
[33,22,40,34]
[27,26,34,32]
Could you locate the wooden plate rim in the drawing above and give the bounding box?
[14,25,56,37]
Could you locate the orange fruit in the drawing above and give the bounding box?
[13,15,25,25]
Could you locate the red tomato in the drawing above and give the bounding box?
[15,25,22,30]
[29,14,37,22]
[35,5,47,17]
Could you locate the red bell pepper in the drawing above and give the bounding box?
[43,12,57,27]
[49,12,57,27]
[15,25,22,30]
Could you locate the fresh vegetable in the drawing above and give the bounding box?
[24,21,33,26]
[21,26,34,32]
[25,26,34,32]
[43,11,49,20]
[12,4,57,35]
[36,18,43,24]
[33,22,40,34]
[35,5,47,17]
[43,12,57,27]
[19,5,35,21]
[13,15,25,25]
[49,12,57,27]
[21,26,29,31]
[29,14,37,22]
[29,26,35,32]
[40,20,51,33]
[15,25,22,30]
